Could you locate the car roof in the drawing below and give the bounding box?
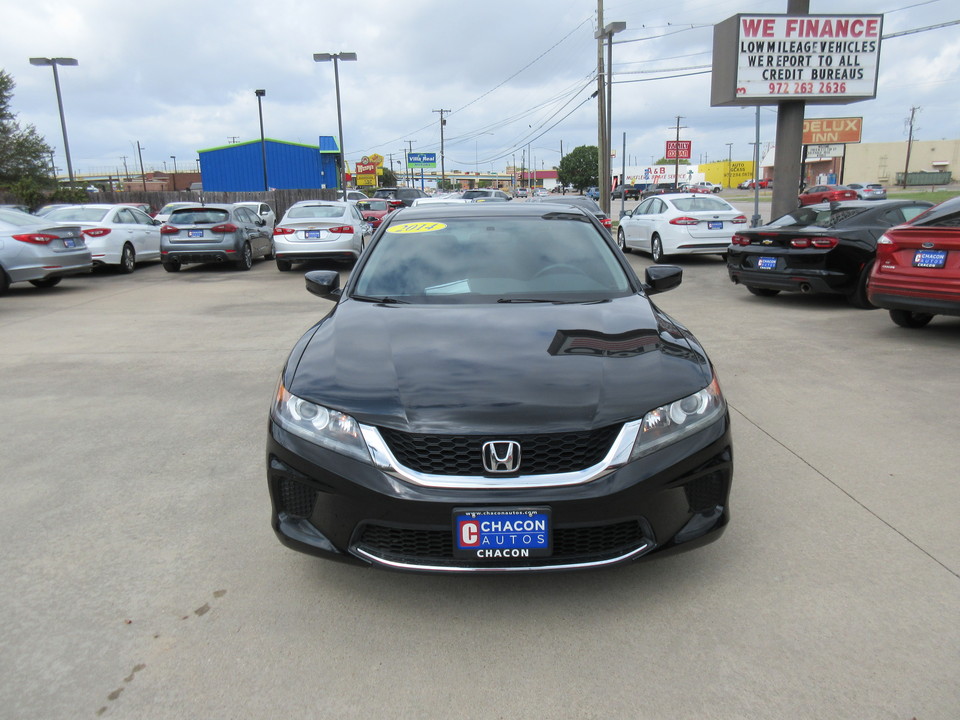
[389,202,594,221]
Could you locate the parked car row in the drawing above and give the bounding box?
[725,197,959,328]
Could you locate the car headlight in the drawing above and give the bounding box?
[630,377,725,460]
[272,381,371,463]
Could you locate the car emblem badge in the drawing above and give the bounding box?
[922,242,935,249]
[762,239,773,245]
[482,441,521,474]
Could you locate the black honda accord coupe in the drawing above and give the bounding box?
[267,203,733,573]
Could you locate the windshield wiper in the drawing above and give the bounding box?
[497,297,589,304]
[350,294,410,304]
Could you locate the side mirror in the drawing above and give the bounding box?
[619,209,628,219]
[305,270,341,300]
[643,265,682,295]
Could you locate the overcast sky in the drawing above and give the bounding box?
[5,0,958,179]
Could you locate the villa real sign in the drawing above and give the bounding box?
[711,14,883,106]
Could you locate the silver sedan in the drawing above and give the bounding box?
[0,209,91,294]
[273,201,369,271]
[44,204,162,272]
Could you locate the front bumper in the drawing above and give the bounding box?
[266,416,733,573]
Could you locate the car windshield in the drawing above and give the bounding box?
[768,206,868,228]
[353,216,632,304]
[159,203,190,214]
[169,208,230,224]
[0,209,46,227]
[670,197,732,212]
[286,205,345,219]
[537,197,602,213]
[45,207,109,222]
[373,190,396,199]
[462,190,492,199]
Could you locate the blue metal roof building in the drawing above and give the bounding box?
[198,137,341,191]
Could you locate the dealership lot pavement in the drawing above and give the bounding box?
[1,243,958,718]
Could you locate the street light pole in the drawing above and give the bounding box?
[29,57,78,187]
[313,52,357,194]
[726,142,734,191]
[255,89,268,191]
[170,155,178,191]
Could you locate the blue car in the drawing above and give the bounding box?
[585,186,600,200]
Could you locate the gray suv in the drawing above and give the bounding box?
[160,203,273,272]
[373,187,429,207]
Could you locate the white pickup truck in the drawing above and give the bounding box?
[680,181,722,193]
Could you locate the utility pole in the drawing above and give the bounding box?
[670,116,687,187]
[433,110,450,190]
[726,142,734,190]
[596,0,607,212]
[121,155,129,180]
[136,141,147,191]
[902,106,919,189]
[405,140,416,187]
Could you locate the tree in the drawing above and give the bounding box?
[557,145,598,192]
[0,70,56,189]
[653,157,691,165]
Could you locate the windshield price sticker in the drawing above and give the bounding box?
[386,222,447,235]
[453,508,551,559]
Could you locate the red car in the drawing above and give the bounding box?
[356,198,401,229]
[798,184,858,207]
[867,196,960,328]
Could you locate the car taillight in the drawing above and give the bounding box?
[732,215,747,224]
[790,236,839,249]
[731,235,751,246]
[875,235,896,261]
[12,233,58,245]
[669,216,699,226]
[601,218,612,228]
[328,226,354,234]
[160,225,179,234]
[82,228,111,237]
[211,223,238,233]
[273,227,295,235]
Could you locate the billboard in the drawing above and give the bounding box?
[802,117,862,144]
[711,14,882,106]
[407,152,437,169]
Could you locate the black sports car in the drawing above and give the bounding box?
[267,203,732,572]
[726,199,933,307]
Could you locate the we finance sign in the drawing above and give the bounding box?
[711,14,882,106]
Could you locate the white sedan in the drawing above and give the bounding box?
[273,200,370,271]
[616,194,747,262]
[44,204,162,272]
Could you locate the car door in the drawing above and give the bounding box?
[114,208,150,257]
[235,206,269,256]
[622,199,652,249]
[125,207,161,260]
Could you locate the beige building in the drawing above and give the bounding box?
[760,139,959,186]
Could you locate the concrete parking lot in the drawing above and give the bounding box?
[1,223,958,718]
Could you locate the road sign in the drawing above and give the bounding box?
[665,141,692,159]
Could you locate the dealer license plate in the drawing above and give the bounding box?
[188,230,203,238]
[305,230,322,239]
[453,507,552,560]
[63,238,76,248]
[708,221,723,230]
[757,256,777,270]
[913,249,946,268]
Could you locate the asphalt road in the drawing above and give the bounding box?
[1,223,958,719]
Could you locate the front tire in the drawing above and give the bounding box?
[119,243,135,274]
[236,242,253,271]
[651,234,665,263]
[617,228,629,253]
[889,309,933,328]
[29,277,62,288]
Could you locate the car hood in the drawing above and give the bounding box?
[286,296,713,434]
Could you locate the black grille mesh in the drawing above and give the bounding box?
[278,478,318,519]
[358,520,646,561]
[684,472,727,512]
[377,425,621,476]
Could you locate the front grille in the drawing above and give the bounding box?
[377,425,621,476]
[278,478,318,519]
[357,519,647,564]
[683,472,728,512]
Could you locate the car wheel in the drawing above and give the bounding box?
[236,242,253,271]
[0,269,9,295]
[617,228,629,253]
[276,258,293,272]
[746,285,780,297]
[889,309,933,328]
[119,243,136,274]
[29,277,62,288]
[651,234,665,263]
[846,262,875,309]
[162,259,181,273]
